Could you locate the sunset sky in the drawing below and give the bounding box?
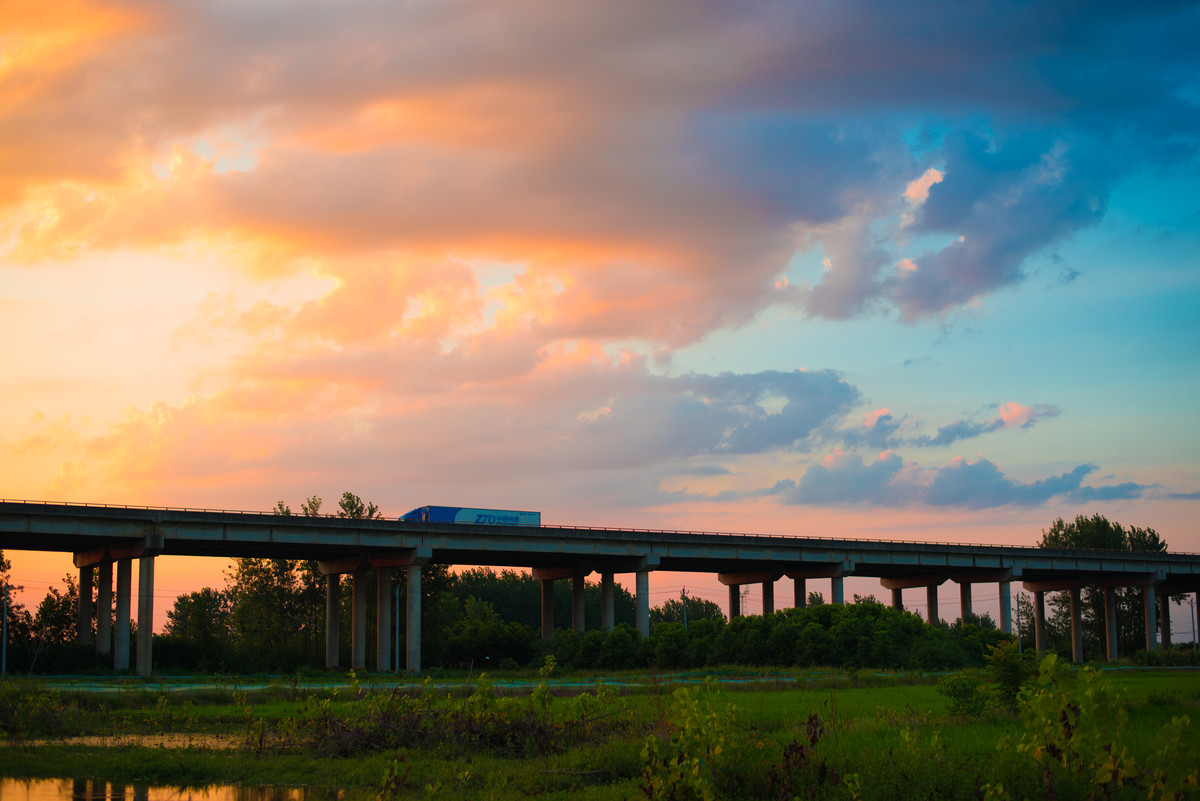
[3,1,1198,627]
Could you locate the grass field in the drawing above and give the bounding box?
[0,660,1197,800]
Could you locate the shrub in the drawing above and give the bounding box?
[936,670,988,718]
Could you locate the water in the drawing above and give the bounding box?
[0,779,342,801]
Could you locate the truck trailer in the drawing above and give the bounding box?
[399,506,541,526]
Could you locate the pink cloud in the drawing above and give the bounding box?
[997,401,1039,429]
[864,408,890,427]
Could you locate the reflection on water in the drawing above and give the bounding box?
[10,736,241,750]
[0,779,343,801]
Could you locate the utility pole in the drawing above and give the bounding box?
[1016,592,1022,654]
[1190,597,1196,650]
[680,588,689,630]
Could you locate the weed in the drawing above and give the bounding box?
[0,682,74,739]
[378,754,410,800]
[640,684,733,801]
[994,654,1200,800]
[765,713,849,800]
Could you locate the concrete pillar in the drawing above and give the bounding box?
[1159,594,1171,649]
[114,558,131,671]
[572,575,586,633]
[960,582,973,624]
[794,577,806,609]
[926,584,938,625]
[831,576,844,605]
[1104,587,1119,662]
[136,556,154,676]
[406,565,422,672]
[1070,588,1084,663]
[540,579,554,640]
[999,581,1012,635]
[600,573,615,631]
[636,571,650,637]
[728,584,741,619]
[351,567,368,670]
[762,580,774,616]
[1034,590,1047,651]
[1145,586,1159,652]
[891,588,903,612]
[97,560,113,655]
[77,565,93,647]
[376,567,392,672]
[325,574,340,668]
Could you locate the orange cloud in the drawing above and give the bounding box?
[903,168,944,205]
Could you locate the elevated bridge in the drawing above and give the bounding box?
[2,500,1198,674]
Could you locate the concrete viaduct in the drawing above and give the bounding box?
[2,500,1198,675]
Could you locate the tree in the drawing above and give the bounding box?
[337,492,380,519]
[651,592,726,628]
[1039,514,1168,658]
[225,557,315,670]
[165,588,231,647]
[32,574,78,648]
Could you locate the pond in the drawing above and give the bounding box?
[0,779,343,801]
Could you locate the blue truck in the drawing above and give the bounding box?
[399,506,541,526]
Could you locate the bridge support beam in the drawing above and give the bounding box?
[406,565,422,672]
[97,560,112,655]
[794,578,806,609]
[1034,591,1047,651]
[728,584,740,619]
[762,580,774,616]
[376,567,392,672]
[999,582,1012,634]
[541,580,554,640]
[325,574,340,668]
[1070,588,1084,663]
[572,576,586,633]
[77,565,93,648]
[136,556,154,676]
[351,566,369,670]
[881,576,948,623]
[1160,594,1171,649]
[831,576,844,605]
[1145,587,1159,652]
[114,559,131,671]
[1025,579,1089,655]
[601,573,615,631]
[636,571,650,637]
[1105,587,1119,661]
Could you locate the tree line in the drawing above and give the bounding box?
[0,504,1191,673]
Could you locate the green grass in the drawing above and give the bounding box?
[0,665,1196,799]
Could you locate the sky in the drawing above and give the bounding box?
[2,1,1199,631]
